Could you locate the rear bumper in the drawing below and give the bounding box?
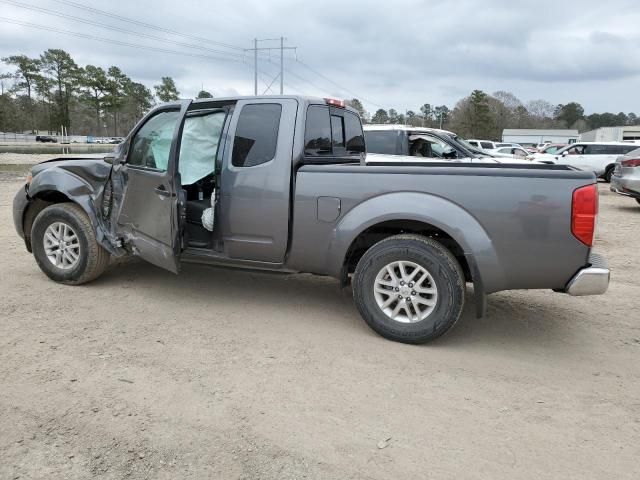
[610,176,640,198]
[564,253,609,296]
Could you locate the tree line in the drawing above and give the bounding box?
[2,49,638,140]
[0,48,189,137]
[349,90,639,140]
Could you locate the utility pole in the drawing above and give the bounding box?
[253,38,258,96]
[245,38,297,96]
[280,37,284,95]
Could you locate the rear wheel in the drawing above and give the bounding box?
[636,199,640,206]
[352,234,465,344]
[31,203,110,284]
[604,165,615,183]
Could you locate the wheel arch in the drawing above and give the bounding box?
[25,168,119,255]
[327,192,505,315]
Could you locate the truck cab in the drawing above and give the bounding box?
[102,96,364,273]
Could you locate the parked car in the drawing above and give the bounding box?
[35,135,57,143]
[496,142,523,149]
[466,139,500,150]
[364,126,538,164]
[488,146,533,160]
[13,96,609,344]
[534,144,567,155]
[536,142,639,181]
[610,146,640,206]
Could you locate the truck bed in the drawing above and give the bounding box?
[287,163,595,294]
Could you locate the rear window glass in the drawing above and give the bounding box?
[232,103,281,167]
[330,115,345,148]
[364,130,400,155]
[305,106,364,156]
[304,106,332,155]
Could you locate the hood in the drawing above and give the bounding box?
[30,155,113,186]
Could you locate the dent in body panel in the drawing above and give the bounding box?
[26,159,125,256]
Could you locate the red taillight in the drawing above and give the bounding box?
[324,98,345,107]
[572,184,598,246]
[621,158,640,167]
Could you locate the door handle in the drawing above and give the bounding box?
[154,185,171,197]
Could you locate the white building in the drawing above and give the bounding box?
[579,126,640,142]
[502,129,579,146]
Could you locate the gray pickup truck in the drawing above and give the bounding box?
[13,96,609,344]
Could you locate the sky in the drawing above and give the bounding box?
[1,0,639,115]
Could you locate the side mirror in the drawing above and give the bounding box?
[561,151,569,156]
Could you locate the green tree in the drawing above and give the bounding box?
[433,105,450,128]
[555,102,584,128]
[468,90,493,138]
[154,76,179,102]
[196,89,213,99]
[346,98,366,120]
[2,55,41,131]
[420,103,433,124]
[104,66,131,135]
[405,110,419,126]
[371,108,389,124]
[126,82,153,118]
[40,49,80,130]
[79,65,108,135]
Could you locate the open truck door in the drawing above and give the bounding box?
[110,101,191,273]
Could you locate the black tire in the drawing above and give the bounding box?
[604,165,615,183]
[31,203,110,285]
[352,234,465,344]
[636,199,640,206]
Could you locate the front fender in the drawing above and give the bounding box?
[27,167,122,255]
[326,192,506,294]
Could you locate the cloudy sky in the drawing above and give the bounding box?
[1,0,639,114]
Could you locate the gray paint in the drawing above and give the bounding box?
[13,95,597,303]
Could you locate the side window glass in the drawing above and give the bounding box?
[128,110,180,170]
[364,131,399,155]
[344,112,365,153]
[178,110,226,184]
[232,104,282,167]
[480,142,493,149]
[304,106,332,155]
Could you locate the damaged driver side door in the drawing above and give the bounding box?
[111,102,189,273]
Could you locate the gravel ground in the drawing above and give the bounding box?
[0,167,639,479]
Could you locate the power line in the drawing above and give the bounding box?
[0,0,246,59]
[295,59,386,110]
[55,0,246,52]
[0,17,246,64]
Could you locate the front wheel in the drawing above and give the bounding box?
[31,203,110,284]
[352,234,465,344]
[636,199,640,206]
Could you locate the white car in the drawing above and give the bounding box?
[488,146,533,160]
[466,139,500,150]
[535,142,639,181]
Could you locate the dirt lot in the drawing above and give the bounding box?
[1,170,638,480]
